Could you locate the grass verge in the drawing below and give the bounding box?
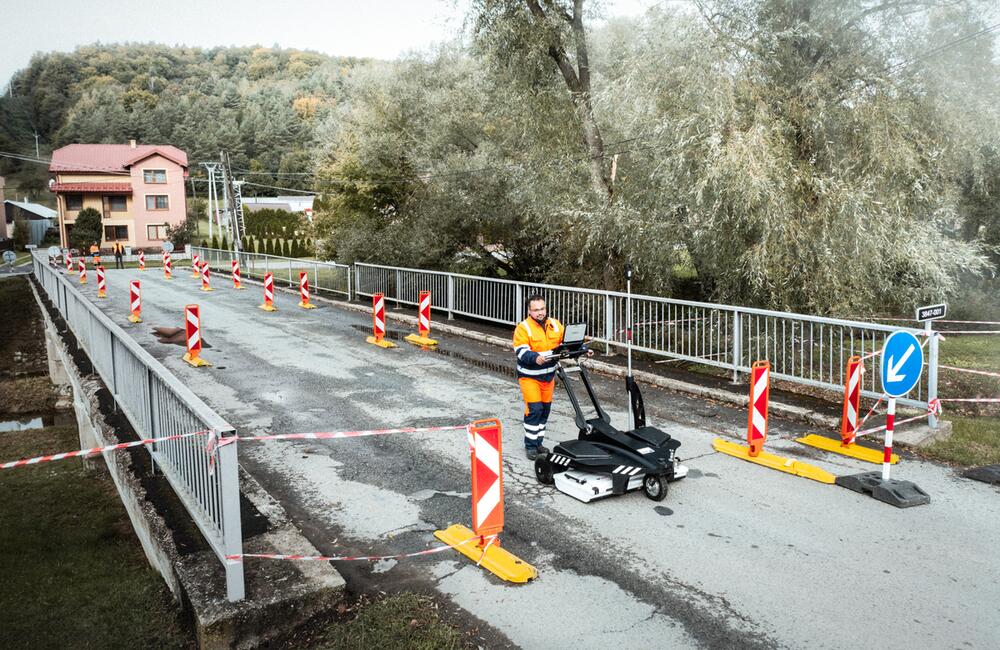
[304,593,467,649]
[0,423,193,648]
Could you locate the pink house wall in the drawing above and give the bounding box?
[129,153,187,249]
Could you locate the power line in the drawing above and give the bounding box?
[886,21,1000,74]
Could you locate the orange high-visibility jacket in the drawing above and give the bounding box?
[512,317,564,382]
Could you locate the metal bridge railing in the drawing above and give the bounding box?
[194,247,351,300]
[31,252,245,601]
[354,262,938,416]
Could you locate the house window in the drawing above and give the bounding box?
[143,169,167,184]
[147,224,168,240]
[145,195,169,210]
[103,225,129,240]
[66,194,83,211]
[108,196,127,212]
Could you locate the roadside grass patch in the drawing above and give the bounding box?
[309,592,466,649]
[0,424,193,648]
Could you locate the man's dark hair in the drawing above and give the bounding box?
[526,293,546,310]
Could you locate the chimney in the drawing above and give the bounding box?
[130,139,137,149]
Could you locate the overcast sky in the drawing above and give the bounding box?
[1,0,659,89]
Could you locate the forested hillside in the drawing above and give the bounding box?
[2,1,998,316]
[0,44,362,189]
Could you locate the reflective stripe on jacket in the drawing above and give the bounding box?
[512,317,563,381]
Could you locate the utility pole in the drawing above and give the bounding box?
[200,162,219,242]
[220,151,244,252]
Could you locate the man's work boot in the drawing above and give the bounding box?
[525,445,549,461]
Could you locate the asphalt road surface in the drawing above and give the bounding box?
[76,267,1000,649]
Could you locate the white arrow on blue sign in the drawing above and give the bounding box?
[880,330,924,398]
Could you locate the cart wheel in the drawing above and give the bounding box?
[642,474,668,501]
[534,454,554,485]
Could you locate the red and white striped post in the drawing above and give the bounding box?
[840,356,862,447]
[192,252,201,278]
[404,290,438,346]
[297,272,316,309]
[470,419,505,540]
[66,252,74,274]
[78,259,87,284]
[96,265,107,298]
[418,290,431,337]
[366,292,396,348]
[372,293,386,341]
[182,304,210,367]
[883,399,896,481]
[163,252,172,280]
[259,272,277,311]
[200,260,213,292]
[138,250,145,271]
[128,280,142,323]
[747,360,770,457]
[232,260,243,289]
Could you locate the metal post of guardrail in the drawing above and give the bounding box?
[394,269,402,308]
[604,294,614,355]
[347,265,353,302]
[515,284,523,328]
[732,311,743,384]
[287,258,292,288]
[146,367,158,474]
[447,274,455,320]
[217,427,245,602]
[926,321,939,428]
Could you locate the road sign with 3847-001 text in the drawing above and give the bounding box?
[880,330,924,398]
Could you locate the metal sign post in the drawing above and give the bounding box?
[836,330,930,507]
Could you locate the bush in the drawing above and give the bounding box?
[210,234,219,250]
[220,234,229,250]
[69,208,102,250]
[164,215,197,249]
[12,220,31,250]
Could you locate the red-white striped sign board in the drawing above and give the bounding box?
[746,360,770,457]
[470,419,504,538]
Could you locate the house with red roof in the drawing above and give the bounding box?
[49,140,189,250]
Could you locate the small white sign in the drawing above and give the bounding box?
[916,303,947,322]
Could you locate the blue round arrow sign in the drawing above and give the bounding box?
[880,330,924,397]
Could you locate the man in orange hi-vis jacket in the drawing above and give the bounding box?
[513,294,564,460]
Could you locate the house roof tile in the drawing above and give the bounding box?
[49,144,189,173]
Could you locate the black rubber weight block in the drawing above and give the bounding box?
[963,465,1000,485]
[836,471,931,508]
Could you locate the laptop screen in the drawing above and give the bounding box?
[562,323,586,346]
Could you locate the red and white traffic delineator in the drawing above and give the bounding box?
[192,252,201,278]
[163,252,172,280]
[96,265,107,298]
[841,355,862,446]
[366,292,396,348]
[259,272,277,311]
[747,360,770,457]
[434,419,536,582]
[182,304,210,367]
[78,259,87,284]
[200,260,213,292]
[138,250,145,271]
[712,359,834,483]
[882,399,896,481]
[297,272,316,309]
[66,253,75,274]
[795,355,898,464]
[232,260,243,289]
[404,290,438,346]
[128,280,142,323]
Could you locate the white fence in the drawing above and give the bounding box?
[31,252,246,601]
[194,247,351,299]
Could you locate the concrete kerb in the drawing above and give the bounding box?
[27,276,346,649]
[247,276,949,447]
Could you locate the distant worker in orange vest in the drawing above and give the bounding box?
[89,242,101,266]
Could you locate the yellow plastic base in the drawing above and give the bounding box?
[298,302,317,309]
[404,333,438,346]
[79,280,87,284]
[258,303,277,312]
[128,315,142,323]
[182,352,211,368]
[712,438,835,484]
[434,524,537,584]
[795,434,899,465]
[366,335,397,348]
[191,272,200,278]
[97,292,106,298]
[233,285,245,290]
[200,287,214,292]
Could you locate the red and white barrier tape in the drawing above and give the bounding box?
[0,430,208,471]
[226,534,495,565]
[936,397,1000,403]
[846,317,1000,325]
[856,399,941,438]
[938,365,1000,379]
[3,424,472,471]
